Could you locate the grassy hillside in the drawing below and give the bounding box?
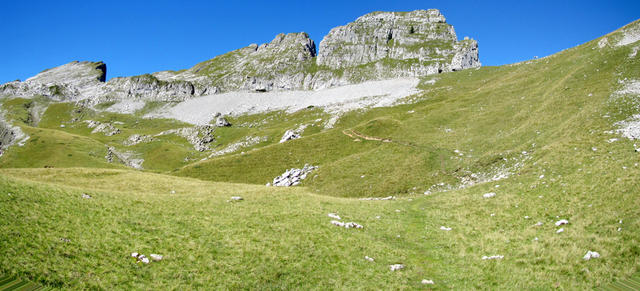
[177,20,640,198]
[0,20,638,289]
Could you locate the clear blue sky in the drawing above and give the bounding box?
[1,0,638,84]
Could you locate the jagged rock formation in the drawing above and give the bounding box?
[317,9,480,79]
[155,125,215,151]
[0,61,106,101]
[0,116,28,153]
[272,164,318,187]
[154,32,318,92]
[123,134,153,146]
[105,146,144,169]
[84,120,121,136]
[0,9,480,110]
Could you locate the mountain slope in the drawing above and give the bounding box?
[0,14,638,290]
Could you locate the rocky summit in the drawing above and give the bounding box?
[317,9,480,76]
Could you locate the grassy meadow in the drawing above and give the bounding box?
[0,20,639,289]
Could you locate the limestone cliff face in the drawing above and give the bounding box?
[0,9,481,108]
[154,32,317,92]
[317,9,480,77]
[0,61,107,101]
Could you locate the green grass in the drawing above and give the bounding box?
[0,20,639,289]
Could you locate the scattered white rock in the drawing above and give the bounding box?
[556,228,565,233]
[440,226,452,231]
[618,227,622,231]
[150,254,163,261]
[230,196,243,201]
[482,255,504,260]
[534,221,543,227]
[60,124,65,128]
[583,251,600,260]
[81,193,92,199]
[279,129,301,143]
[140,257,150,264]
[272,164,318,187]
[421,279,435,285]
[483,192,496,198]
[331,220,363,229]
[389,264,405,271]
[131,252,139,258]
[490,213,496,217]
[123,134,153,146]
[555,219,569,226]
[328,213,341,220]
[364,256,374,262]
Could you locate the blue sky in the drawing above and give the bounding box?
[0,0,638,84]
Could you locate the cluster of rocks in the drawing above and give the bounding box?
[84,120,120,136]
[279,130,301,143]
[0,113,29,152]
[213,113,231,127]
[105,146,144,169]
[330,220,363,229]
[155,125,215,151]
[131,252,163,264]
[271,164,317,187]
[123,134,153,146]
[208,135,267,158]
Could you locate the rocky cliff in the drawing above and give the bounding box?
[317,9,480,78]
[0,9,480,106]
[153,32,318,92]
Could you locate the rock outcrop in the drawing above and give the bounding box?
[0,61,106,101]
[317,9,480,79]
[272,164,318,186]
[155,125,215,151]
[154,32,318,92]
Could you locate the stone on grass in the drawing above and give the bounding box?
[483,192,496,198]
[482,255,504,260]
[230,196,243,201]
[583,251,600,260]
[81,193,92,199]
[389,264,405,271]
[364,256,374,262]
[328,213,341,220]
[421,279,435,285]
[279,130,301,143]
[150,254,163,261]
[556,228,565,233]
[272,164,318,187]
[555,219,569,226]
[331,220,363,229]
[440,226,452,231]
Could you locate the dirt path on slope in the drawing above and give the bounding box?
[342,129,417,148]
